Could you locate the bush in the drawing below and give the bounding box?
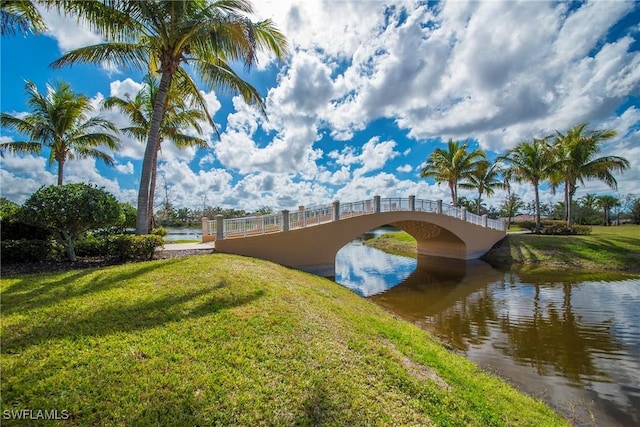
[1,239,64,264]
[517,220,591,235]
[75,232,107,257]
[538,221,590,235]
[152,227,168,238]
[518,220,536,231]
[105,234,164,261]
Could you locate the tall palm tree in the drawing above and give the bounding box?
[102,74,209,233]
[421,139,486,206]
[552,123,629,226]
[51,0,288,234]
[0,80,119,185]
[460,160,506,215]
[502,138,554,233]
[1,0,46,35]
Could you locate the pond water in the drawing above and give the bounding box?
[164,227,201,241]
[335,231,640,426]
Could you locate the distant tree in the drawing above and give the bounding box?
[502,138,554,233]
[460,160,506,215]
[596,195,620,226]
[456,196,476,212]
[574,194,599,225]
[20,183,122,261]
[499,194,524,229]
[421,139,486,206]
[0,80,119,185]
[253,206,274,215]
[631,199,640,224]
[552,124,629,226]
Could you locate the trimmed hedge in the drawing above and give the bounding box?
[105,234,164,261]
[1,239,64,264]
[519,220,591,235]
[4,234,164,264]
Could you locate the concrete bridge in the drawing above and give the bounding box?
[202,196,506,276]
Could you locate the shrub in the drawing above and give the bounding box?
[152,227,168,238]
[517,220,591,235]
[518,221,537,231]
[539,221,591,235]
[75,232,107,257]
[0,239,64,264]
[105,234,164,261]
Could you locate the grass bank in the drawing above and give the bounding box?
[365,225,640,272]
[1,255,565,426]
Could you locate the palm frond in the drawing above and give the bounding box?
[50,43,149,70]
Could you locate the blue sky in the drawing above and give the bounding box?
[1,1,639,212]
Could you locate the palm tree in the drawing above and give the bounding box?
[460,160,506,215]
[596,194,620,226]
[552,124,629,226]
[500,194,524,229]
[103,74,209,232]
[0,80,119,185]
[1,0,46,35]
[421,139,486,206]
[502,138,554,234]
[51,0,288,234]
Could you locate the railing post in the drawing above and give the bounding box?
[333,200,340,221]
[299,205,306,227]
[409,195,415,211]
[373,195,381,213]
[216,215,224,240]
[482,214,488,228]
[281,209,290,231]
[461,207,467,222]
[436,199,442,214]
[201,216,208,240]
[256,214,263,233]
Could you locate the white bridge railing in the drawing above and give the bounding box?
[202,196,505,241]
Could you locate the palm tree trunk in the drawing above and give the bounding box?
[147,145,160,233]
[476,191,482,215]
[566,182,574,227]
[450,182,456,206]
[57,159,64,185]
[534,180,541,234]
[564,183,569,221]
[136,71,173,235]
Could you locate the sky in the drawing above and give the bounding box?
[1,0,639,214]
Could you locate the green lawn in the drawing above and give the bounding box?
[366,225,640,272]
[1,255,566,426]
[484,225,640,271]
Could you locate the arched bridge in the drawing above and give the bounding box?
[202,196,506,276]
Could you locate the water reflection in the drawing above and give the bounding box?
[335,237,640,426]
[335,238,416,296]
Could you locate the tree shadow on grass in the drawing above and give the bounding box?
[1,259,186,315]
[2,276,265,353]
